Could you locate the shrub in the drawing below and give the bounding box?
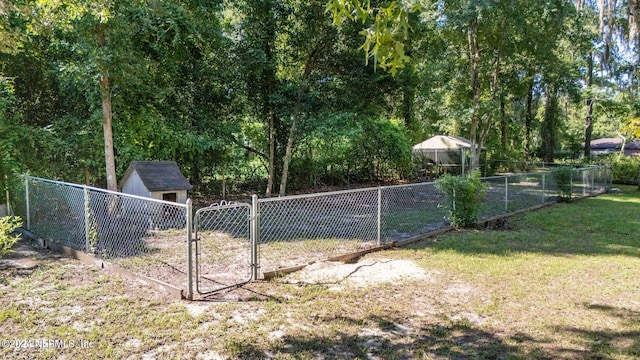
[0,216,22,258]
[552,166,574,202]
[592,154,640,185]
[611,157,640,185]
[435,171,487,228]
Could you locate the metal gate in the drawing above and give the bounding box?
[194,203,255,294]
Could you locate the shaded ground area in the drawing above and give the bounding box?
[0,238,64,281]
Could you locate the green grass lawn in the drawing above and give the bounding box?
[1,185,639,359]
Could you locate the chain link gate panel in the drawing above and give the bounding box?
[194,204,253,294]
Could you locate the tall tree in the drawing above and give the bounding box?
[25,0,124,190]
[329,0,582,169]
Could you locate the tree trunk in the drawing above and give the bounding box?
[266,113,275,197]
[402,84,419,143]
[468,20,481,171]
[222,163,226,200]
[584,52,594,159]
[100,75,116,191]
[278,115,297,197]
[278,38,326,196]
[542,84,558,163]
[524,77,534,161]
[97,28,117,192]
[500,98,507,152]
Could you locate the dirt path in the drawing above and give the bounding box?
[0,238,64,281]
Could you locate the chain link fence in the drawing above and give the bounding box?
[8,166,611,296]
[380,182,447,242]
[254,166,611,275]
[12,176,189,292]
[258,189,379,272]
[194,204,252,294]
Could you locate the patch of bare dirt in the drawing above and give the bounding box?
[283,258,434,290]
[0,238,64,282]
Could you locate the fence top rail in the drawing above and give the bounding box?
[380,181,436,190]
[257,166,612,203]
[25,165,610,207]
[482,166,609,180]
[194,202,250,215]
[258,186,381,203]
[482,172,549,181]
[25,175,189,209]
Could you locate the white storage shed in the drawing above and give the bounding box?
[120,161,192,204]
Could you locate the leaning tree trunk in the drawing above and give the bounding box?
[278,115,297,197]
[278,38,326,196]
[100,76,116,191]
[98,29,117,192]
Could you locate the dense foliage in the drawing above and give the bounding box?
[0,216,22,258]
[435,171,487,228]
[0,0,638,199]
[595,155,640,185]
[552,166,575,202]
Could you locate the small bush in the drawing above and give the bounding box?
[0,216,22,258]
[553,166,574,202]
[611,157,640,185]
[435,171,487,228]
[592,155,640,185]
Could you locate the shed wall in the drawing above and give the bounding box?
[122,170,151,198]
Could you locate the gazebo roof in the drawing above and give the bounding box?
[412,135,485,151]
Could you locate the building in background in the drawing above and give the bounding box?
[120,161,192,204]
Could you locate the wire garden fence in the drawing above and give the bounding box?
[9,166,611,299]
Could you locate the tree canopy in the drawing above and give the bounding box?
[0,0,638,199]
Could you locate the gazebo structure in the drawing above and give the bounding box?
[412,135,485,178]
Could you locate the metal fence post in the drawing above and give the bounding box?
[251,195,259,280]
[186,199,193,301]
[25,175,30,230]
[452,187,456,214]
[377,187,382,246]
[84,186,90,253]
[610,167,614,191]
[570,170,574,200]
[504,176,509,213]
[5,189,11,216]
[542,173,546,204]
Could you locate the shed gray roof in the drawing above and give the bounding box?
[121,161,193,192]
[590,137,640,150]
